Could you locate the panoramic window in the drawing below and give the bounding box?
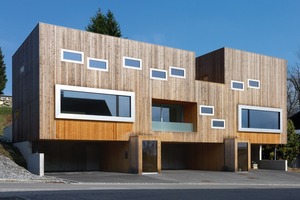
[231,80,244,91]
[87,57,108,71]
[169,66,186,78]
[248,79,260,89]
[150,68,167,80]
[238,105,282,133]
[61,49,84,64]
[123,56,142,70]
[200,105,214,116]
[55,85,135,122]
[211,119,225,129]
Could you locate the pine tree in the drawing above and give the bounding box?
[105,10,122,37]
[86,8,122,37]
[0,47,7,95]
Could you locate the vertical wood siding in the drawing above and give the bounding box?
[14,23,287,145]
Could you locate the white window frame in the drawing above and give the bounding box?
[231,80,244,91]
[150,68,168,81]
[55,84,135,122]
[169,66,186,79]
[61,49,84,64]
[87,57,108,72]
[238,105,282,133]
[123,56,142,70]
[248,79,260,89]
[200,105,214,116]
[211,119,226,129]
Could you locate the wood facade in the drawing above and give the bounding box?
[13,23,287,173]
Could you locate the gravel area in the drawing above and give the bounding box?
[0,155,69,183]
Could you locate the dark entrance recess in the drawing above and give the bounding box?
[142,140,157,172]
[238,142,248,171]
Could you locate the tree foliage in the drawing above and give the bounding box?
[86,8,122,37]
[263,120,300,167]
[287,49,300,116]
[0,47,7,95]
[277,120,300,166]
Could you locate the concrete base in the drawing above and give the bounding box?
[14,141,44,176]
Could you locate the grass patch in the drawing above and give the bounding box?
[0,106,12,135]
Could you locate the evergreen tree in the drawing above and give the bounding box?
[277,120,300,166]
[86,8,122,37]
[105,10,122,37]
[0,47,7,95]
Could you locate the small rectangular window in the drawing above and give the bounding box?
[123,56,142,70]
[211,119,225,129]
[248,79,260,89]
[200,105,214,116]
[150,68,167,80]
[169,66,186,78]
[61,49,84,64]
[87,57,108,71]
[231,80,244,91]
[19,65,25,74]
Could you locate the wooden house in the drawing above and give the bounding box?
[13,23,287,173]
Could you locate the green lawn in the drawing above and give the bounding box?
[0,106,12,135]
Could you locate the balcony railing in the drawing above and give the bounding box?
[152,121,194,132]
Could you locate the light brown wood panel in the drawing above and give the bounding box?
[56,120,133,141]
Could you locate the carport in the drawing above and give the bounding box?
[37,140,130,172]
[161,142,225,171]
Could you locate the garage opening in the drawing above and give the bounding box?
[162,142,224,171]
[37,140,129,172]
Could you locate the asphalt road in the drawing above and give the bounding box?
[0,170,300,199]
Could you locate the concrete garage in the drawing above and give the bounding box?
[37,141,130,172]
[161,142,225,171]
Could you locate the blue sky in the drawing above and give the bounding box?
[1,0,300,95]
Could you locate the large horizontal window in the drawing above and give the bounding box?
[123,56,142,70]
[61,49,84,64]
[238,105,282,133]
[55,85,135,122]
